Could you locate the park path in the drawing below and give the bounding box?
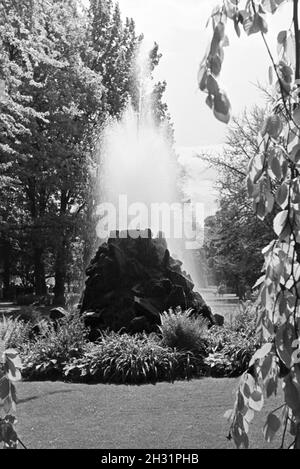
[0,302,21,316]
[201,287,240,323]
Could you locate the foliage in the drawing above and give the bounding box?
[0,0,172,304]
[1,309,259,385]
[0,315,32,351]
[203,108,274,298]
[200,0,300,449]
[159,309,209,355]
[0,336,22,448]
[205,302,260,377]
[64,331,202,384]
[21,313,87,380]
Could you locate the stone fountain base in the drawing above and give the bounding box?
[80,229,216,336]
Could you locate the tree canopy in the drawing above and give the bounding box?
[0,0,172,304]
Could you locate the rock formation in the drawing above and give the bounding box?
[80,229,215,336]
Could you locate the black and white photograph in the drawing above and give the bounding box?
[1,0,300,453]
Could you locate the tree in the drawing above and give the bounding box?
[203,108,274,298]
[0,0,59,296]
[0,0,173,305]
[199,0,300,448]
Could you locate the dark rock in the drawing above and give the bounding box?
[50,307,68,321]
[129,316,152,334]
[213,313,225,326]
[80,230,213,334]
[198,304,215,326]
[165,285,187,310]
[134,297,160,323]
[165,268,194,294]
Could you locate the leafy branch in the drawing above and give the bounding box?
[199,0,300,449]
[0,342,23,449]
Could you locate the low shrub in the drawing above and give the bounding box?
[64,332,204,384]
[4,301,260,383]
[21,313,88,380]
[205,302,260,377]
[159,309,209,355]
[0,315,32,350]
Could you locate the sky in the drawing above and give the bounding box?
[117,0,293,148]
[116,0,294,215]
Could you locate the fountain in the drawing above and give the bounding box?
[80,44,216,335]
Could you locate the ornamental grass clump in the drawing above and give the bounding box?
[159,309,209,355]
[0,315,32,350]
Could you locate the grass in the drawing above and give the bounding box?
[15,378,289,449]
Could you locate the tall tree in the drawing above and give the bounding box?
[203,108,274,297]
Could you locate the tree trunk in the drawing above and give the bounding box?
[3,249,11,300]
[53,236,68,306]
[53,267,66,306]
[53,234,67,306]
[53,190,70,306]
[33,247,47,296]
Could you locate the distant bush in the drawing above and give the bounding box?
[16,294,36,306]
[64,332,203,384]
[159,309,209,355]
[21,313,87,380]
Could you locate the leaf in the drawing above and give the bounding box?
[273,210,288,236]
[198,58,208,91]
[260,354,274,380]
[206,74,219,96]
[7,368,21,382]
[253,274,265,289]
[249,343,273,366]
[277,30,287,45]
[206,94,214,109]
[3,349,19,359]
[276,182,289,208]
[213,90,231,123]
[3,395,14,414]
[263,413,281,442]
[249,388,264,411]
[210,22,225,56]
[234,18,241,37]
[269,153,282,180]
[293,107,300,126]
[233,428,249,449]
[254,197,267,221]
[266,191,274,213]
[0,376,9,399]
[290,143,300,163]
[266,376,277,398]
[275,322,296,369]
[261,115,283,139]
[209,54,222,77]
[283,374,300,417]
[224,408,233,422]
[243,13,268,36]
[243,407,255,423]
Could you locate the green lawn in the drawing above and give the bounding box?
[15,378,287,449]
